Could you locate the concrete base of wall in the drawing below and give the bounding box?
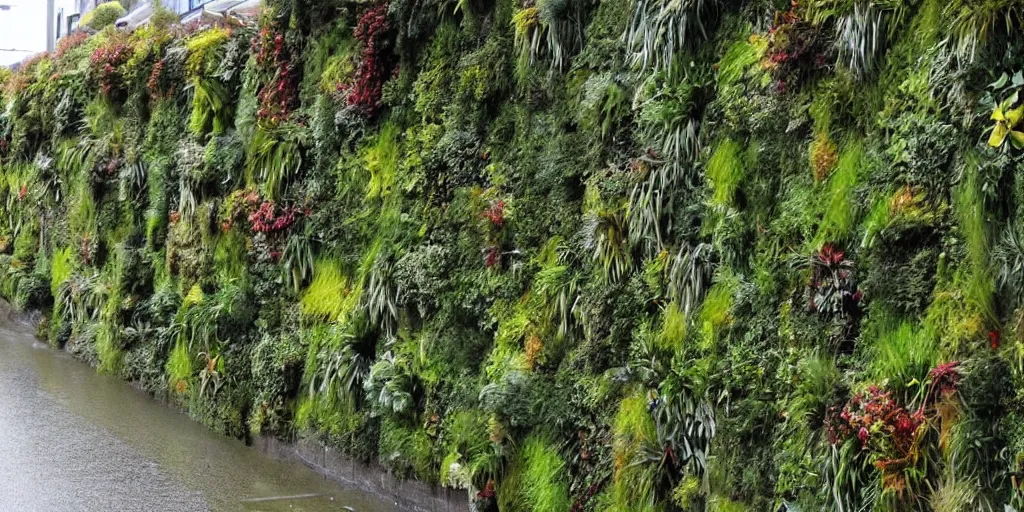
[255,436,470,512]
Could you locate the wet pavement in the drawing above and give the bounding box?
[0,317,393,512]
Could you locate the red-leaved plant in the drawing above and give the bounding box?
[826,362,962,491]
[90,39,133,97]
[482,199,505,227]
[248,200,303,233]
[337,3,395,117]
[55,31,90,60]
[252,21,296,126]
[809,243,860,317]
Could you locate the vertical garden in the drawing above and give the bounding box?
[3,0,1024,509]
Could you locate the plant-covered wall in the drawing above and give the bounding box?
[4,0,1024,509]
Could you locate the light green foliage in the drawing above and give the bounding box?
[954,159,996,323]
[609,392,658,512]
[213,230,247,284]
[817,140,863,243]
[706,138,745,209]
[717,35,764,87]
[96,322,123,375]
[80,2,126,30]
[865,315,938,398]
[365,122,400,199]
[699,273,737,349]
[50,247,75,296]
[167,340,193,394]
[301,259,356,322]
[2,1,1023,508]
[246,126,304,200]
[519,435,571,512]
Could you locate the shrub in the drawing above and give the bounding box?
[81,2,127,30]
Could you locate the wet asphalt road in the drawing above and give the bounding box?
[0,316,392,512]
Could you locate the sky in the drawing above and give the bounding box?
[0,0,47,66]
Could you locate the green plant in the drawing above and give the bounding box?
[865,316,939,399]
[945,0,1024,61]
[363,340,418,418]
[624,0,720,74]
[167,339,193,394]
[987,92,1024,149]
[817,140,863,243]
[80,2,127,30]
[246,125,305,200]
[953,161,996,323]
[519,435,571,512]
[609,392,659,511]
[585,208,632,283]
[717,36,764,86]
[511,0,587,78]
[301,258,356,321]
[706,138,745,209]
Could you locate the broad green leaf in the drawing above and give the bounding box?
[990,73,1009,90]
[989,123,1009,147]
[1010,130,1024,149]
[1009,104,1024,126]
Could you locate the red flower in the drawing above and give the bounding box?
[989,330,1000,350]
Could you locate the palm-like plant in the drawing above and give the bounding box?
[623,0,720,75]
[306,327,373,401]
[245,125,306,200]
[994,221,1024,307]
[584,208,632,283]
[512,0,587,78]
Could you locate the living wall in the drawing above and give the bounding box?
[4,0,1024,509]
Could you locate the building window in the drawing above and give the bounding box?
[68,14,80,35]
[189,0,214,9]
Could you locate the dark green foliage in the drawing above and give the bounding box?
[8,1,1024,509]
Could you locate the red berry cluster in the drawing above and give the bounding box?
[90,41,132,96]
[341,4,394,117]
[252,24,295,125]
